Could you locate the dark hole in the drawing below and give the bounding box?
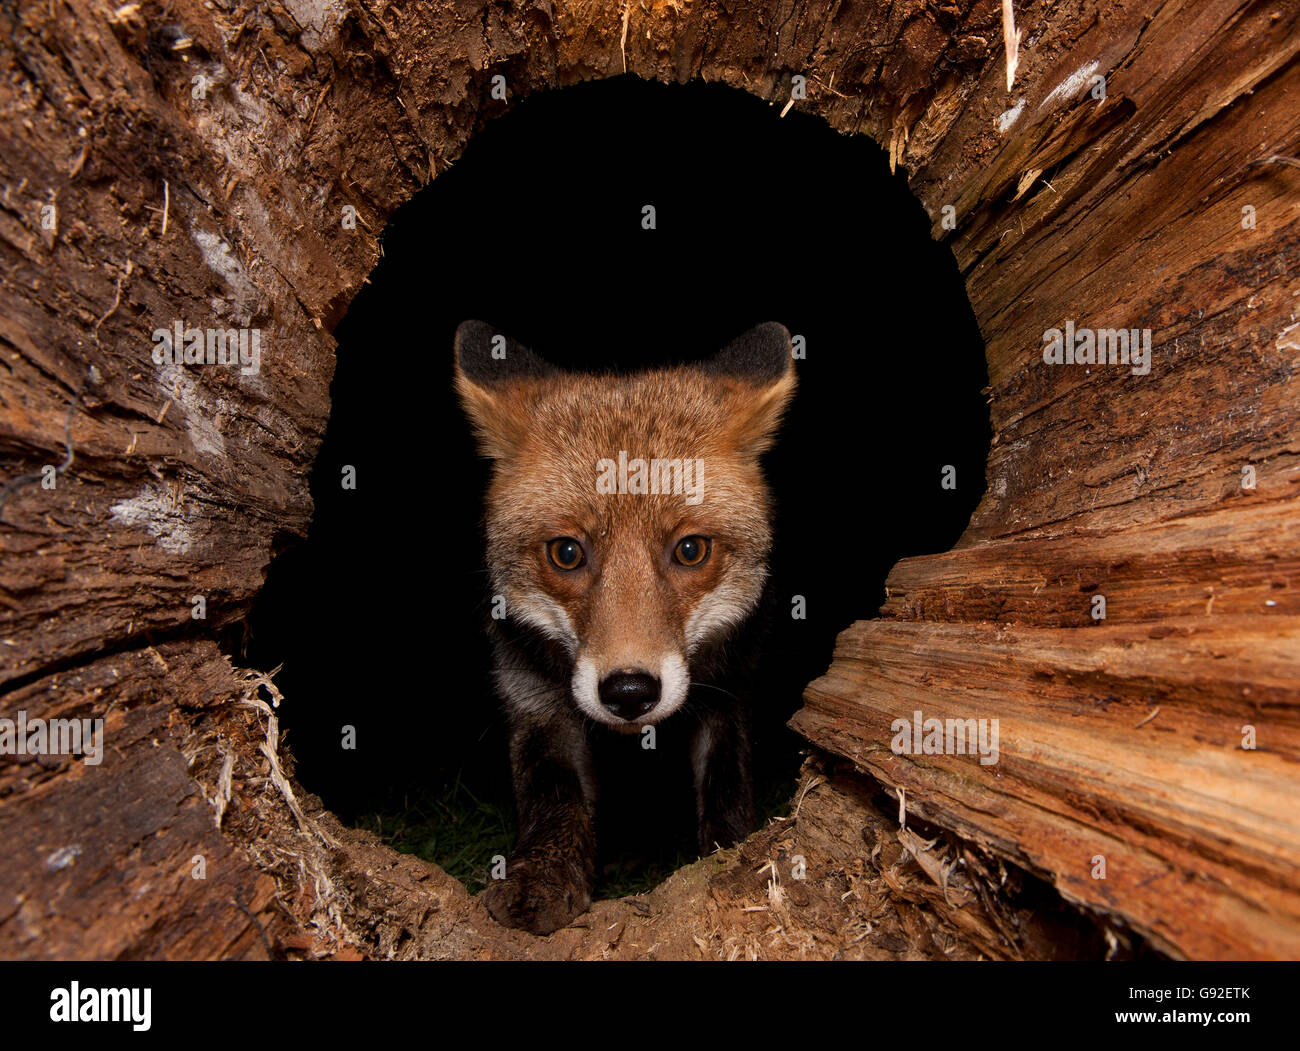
[246,75,990,897]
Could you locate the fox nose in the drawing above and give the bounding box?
[598,671,661,720]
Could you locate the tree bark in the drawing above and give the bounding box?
[2,0,1297,959]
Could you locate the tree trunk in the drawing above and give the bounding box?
[2,0,1296,959]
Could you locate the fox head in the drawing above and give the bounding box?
[454,321,796,729]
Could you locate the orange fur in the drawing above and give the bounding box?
[458,356,795,676]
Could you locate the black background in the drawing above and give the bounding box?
[246,75,989,859]
[13,960,1291,1038]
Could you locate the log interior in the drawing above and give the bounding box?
[1,0,1296,959]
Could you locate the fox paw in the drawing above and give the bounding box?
[698,812,753,855]
[480,854,592,935]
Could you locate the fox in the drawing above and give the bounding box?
[454,319,797,935]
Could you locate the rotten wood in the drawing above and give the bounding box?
[1,0,1297,959]
[796,495,1300,958]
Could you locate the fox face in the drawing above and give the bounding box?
[455,320,795,934]
[455,321,796,729]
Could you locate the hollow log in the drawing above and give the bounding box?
[2,0,1298,959]
[793,615,1300,959]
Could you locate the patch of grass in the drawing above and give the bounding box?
[596,847,694,899]
[356,760,802,899]
[356,774,515,894]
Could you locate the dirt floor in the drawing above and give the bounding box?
[183,660,1132,961]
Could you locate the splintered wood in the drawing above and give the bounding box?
[2,0,1297,960]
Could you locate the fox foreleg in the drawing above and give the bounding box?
[691,706,756,855]
[481,685,597,935]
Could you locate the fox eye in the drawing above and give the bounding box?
[673,536,710,567]
[547,537,585,571]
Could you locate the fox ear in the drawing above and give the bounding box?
[453,320,553,460]
[702,322,797,456]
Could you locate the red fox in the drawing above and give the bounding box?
[455,320,796,934]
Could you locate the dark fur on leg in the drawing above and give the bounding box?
[479,651,597,935]
[692,703,756,854]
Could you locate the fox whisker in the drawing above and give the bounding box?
[688,680,743,704]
